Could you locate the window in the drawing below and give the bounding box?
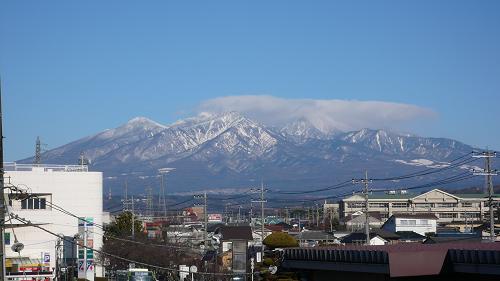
[461,202,473,208]
[347,202,365,208]
[392,203,408,208]
[415,203,434,208]
[400,220,409,225]
[21,198,47,210]
[4,233,10,245]
[420,219,428,225]
[436,203,457,208]
[369,203,388,208]
[408,220,417,225]
[439,213,457,219]
[461,213,480,218]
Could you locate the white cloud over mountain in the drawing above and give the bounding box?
[197,95,436,133]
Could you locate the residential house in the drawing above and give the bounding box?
[341,229,400,245]
[341,211,384,232]
[381,213,438,236]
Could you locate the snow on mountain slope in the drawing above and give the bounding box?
[21,112,479,192]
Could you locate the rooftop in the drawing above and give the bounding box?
[391,213,438,220]
[220,226,253,241]
[4,162,89,172]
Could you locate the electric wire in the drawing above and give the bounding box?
[10,213,259,277]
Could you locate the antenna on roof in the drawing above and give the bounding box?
[78,151,89,166]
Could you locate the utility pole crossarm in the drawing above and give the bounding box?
[471,150,497,242]
[352,171,373,245]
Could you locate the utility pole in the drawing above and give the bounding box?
[329,207,334,233]
[249,202,253,225]
[473,151,498,242]
[316,203,320,228]
[237,205,241,224]
[251,182,267,260]
[0,80,6,281]
[224,203,230,223]
[204,191,207,246]
[131,196,135,238]
[353,171,372,245]
[146,186,153,219]
[83,225,87,279]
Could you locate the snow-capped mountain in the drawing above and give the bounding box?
[20,112,482,194]
[279,118,329,143]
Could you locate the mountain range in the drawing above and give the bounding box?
[20,112,485,195]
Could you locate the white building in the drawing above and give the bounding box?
[381,213,438,236]
[4,163,105,279]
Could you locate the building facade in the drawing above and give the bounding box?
[340,189,500,224]
[4,163,104,278]
[381,213,438,236]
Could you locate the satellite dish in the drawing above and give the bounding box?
[11,242,24,253]
[269,266,277,275]
[190,265,198,273]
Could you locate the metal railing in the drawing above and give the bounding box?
[4,162,88,172]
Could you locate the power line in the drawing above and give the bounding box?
[273,180,352,195]
[0,80,6,279]
[352,171,372,245]
[472,150,498,242]
[371,153,476,181]
[10,213,258,277]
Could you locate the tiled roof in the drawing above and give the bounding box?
[396,231,426,240]
[220,226,253,240]
[341,228,400,243]
[294,231,335,241]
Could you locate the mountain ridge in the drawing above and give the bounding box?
[19,112,483,194]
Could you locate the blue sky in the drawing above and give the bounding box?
[1,1,499,161]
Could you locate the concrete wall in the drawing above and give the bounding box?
[4,167,104,276]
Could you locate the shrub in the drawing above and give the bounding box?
[263,232,298,249]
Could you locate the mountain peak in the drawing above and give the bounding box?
[280,118,327,141]
[126,116,166,128]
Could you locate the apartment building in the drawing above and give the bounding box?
[340,188,500,224]
[4,162,104,280]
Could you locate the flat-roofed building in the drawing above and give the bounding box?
[4,162,105,279]
[340,188,500,225]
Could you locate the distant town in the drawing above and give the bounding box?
[2,149,499,280]
[2,1,500,281]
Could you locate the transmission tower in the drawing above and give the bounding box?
[472,151,498,241]
[194,192,208,249]
[34,136,42,165]
[251,182,267,260]
[158,168,175,219]
[122,179,130,212]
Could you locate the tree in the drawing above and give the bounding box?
[263,232,298,249]
[104,211,144,238]
[98,212,201,275]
